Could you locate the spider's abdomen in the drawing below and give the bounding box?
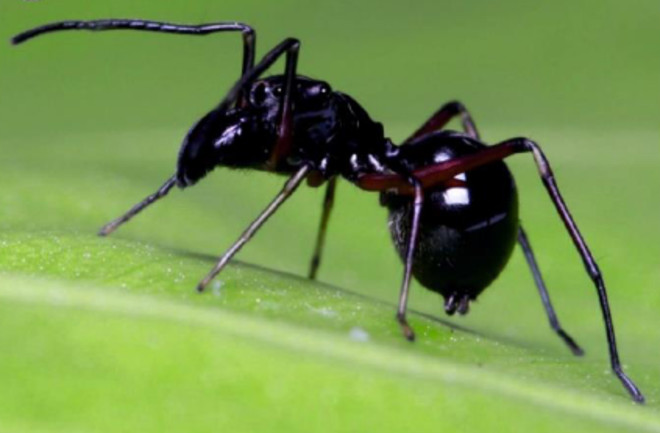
[380,132,519,305]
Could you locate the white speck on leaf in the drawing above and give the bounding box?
[211,280,224,297]
[306,303,338,318]
[349,327,370,342]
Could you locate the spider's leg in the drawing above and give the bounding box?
[14,19,261,238]
[264,42,300,169]
[197,165,310,292]
[521,139,644,403]
[518,225,583,356]
[308,177,337,280]
[405,100,480,143]
[102,39,298,236]
[12,19,256,76]
[395,178,424,341]
[98,175,177,236]
[99,37,299,236]
[356,141,523,193]
[357,137,644,403]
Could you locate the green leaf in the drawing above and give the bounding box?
[1,126,660,432]
[2,2,660,428]
[0,271,655,433]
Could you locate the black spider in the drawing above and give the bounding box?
[12,19,644,402]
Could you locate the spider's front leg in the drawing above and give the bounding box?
[98,37,300,237]
[12,19,263,236]
[197,165,310,291]
[196,38,303,290]
[98,176,177,236]
[12,19,257,76]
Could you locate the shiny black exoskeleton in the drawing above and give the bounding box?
[381,133,519,314]
[12,18,644,403]
[178,76,390,186]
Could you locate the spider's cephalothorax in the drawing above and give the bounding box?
[12,18,645,403]
[177,75,391,187]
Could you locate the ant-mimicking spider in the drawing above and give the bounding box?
[12,19,644,403]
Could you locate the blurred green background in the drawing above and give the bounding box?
[1,1,660,432]
[1,1,660,134]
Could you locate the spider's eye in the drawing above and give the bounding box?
[250,82,268,105]
[319,84,330,95]
[273,86,283,97]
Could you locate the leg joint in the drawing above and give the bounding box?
[444,100,466,113]
[513,137,537,152]
[587,262,603,283]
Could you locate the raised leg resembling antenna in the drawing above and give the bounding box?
[13,20,303,237]
[12,19,256,76]
[12,19,258,236]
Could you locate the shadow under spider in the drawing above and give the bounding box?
[172,247,550,354]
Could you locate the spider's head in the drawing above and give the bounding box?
[175,108,273,187]
[248,75,343,159]
[248,75,334,116]
[251,76,334,122]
